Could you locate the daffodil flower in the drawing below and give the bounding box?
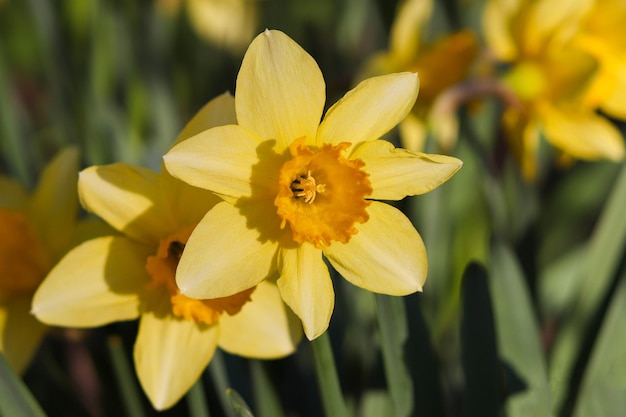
[484,0,625,179]
[358,0,478,151]
[32,93,302,411]
[163,30,462,341]
[1,148,82,372]
[156,0,258,53]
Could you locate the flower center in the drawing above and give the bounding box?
[0,209,50,299]
[145,226,254,325]
[275,138,373,248]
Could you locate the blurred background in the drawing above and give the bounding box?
[1,0,626,416]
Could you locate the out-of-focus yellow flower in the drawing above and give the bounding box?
[359,0,478,151]
[571,0,626,120]
[484,0,625,180]
[0,148,81,373]
[156,0,258,53]
[32,93,302,411]
[164,30,462,341]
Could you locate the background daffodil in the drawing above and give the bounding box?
[164,30,463,341]
[32,93,302,411]
[0,148,82,373]
[483,0,625,180]
[358,0,478,151]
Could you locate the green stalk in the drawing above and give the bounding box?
[310,332,348,417]
[375,294,413,417]
[107,335,146,417]
[186,378,211,417]
[250,360,284,417]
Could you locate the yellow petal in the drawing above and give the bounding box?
[324,201,426,295]
[399,114,427,152]
[0,175,28,209]
[32,236,149,327]
[134,301,218,411]
[160,172,221,231]
[351,140,462,200]
[389,0,432,62]
[483,0,519,60]
[177,201,279,299]
[0,296,47,374]
[28,147,79,259]
[236,29,325,151]
[164,125,262,202]
[79,164,174,244]
[541,106,625,161]
[186,0,257,51]
[218,280,302,358]
[173,92,237,146]
[277,243,333,340]
[318,73,419,151]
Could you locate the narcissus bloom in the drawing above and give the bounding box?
[156,0,258,52]
[164,30,462,340]
[484,0,625,180]
[1,148,82,372]
[359,0,478,151]
[32,93,302,411]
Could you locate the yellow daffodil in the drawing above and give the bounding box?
[156,0,258,53]
[571,0,626,121]
[1,148,81,373]
[163,30,462,341]
[32,93,302,411]
[484,0,625,180]
[359,0,478,151]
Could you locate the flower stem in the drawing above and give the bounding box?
[186,378,211,417]
[107,335,146,417]
[310,332,348,417]
[375,294,413,417]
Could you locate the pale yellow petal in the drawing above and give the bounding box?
[177,201,279,299]
[541,106,625,161]
[0,296,47,374]
[134,301,218,411]
[79,164,174,244]
[324,202,426,295]
[28,147,79,259]
[398,114,427,152]
[186,0,257,51]
[160,172,221,231]
[318,73,419,150]
[164,125,263,202]
[218,280,302,358]
[236,29,325,151]
[173,92,237,146]
[351,140,462,200]
[277,243,333,340]
[0,175,28,209]
[389,0,432,62]
[32,236,149,327]
[483,0,516,60]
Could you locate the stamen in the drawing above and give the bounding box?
[290,170,326,204]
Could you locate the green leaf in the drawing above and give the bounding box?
[573,271,626,416]
[0,352,47,417]
[549,161,626,410]
[490,241,554,417]
[460,262,500,417]
[226,388,255,417]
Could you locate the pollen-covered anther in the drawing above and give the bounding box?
[275,139,373,247]
[290,170,326,204]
